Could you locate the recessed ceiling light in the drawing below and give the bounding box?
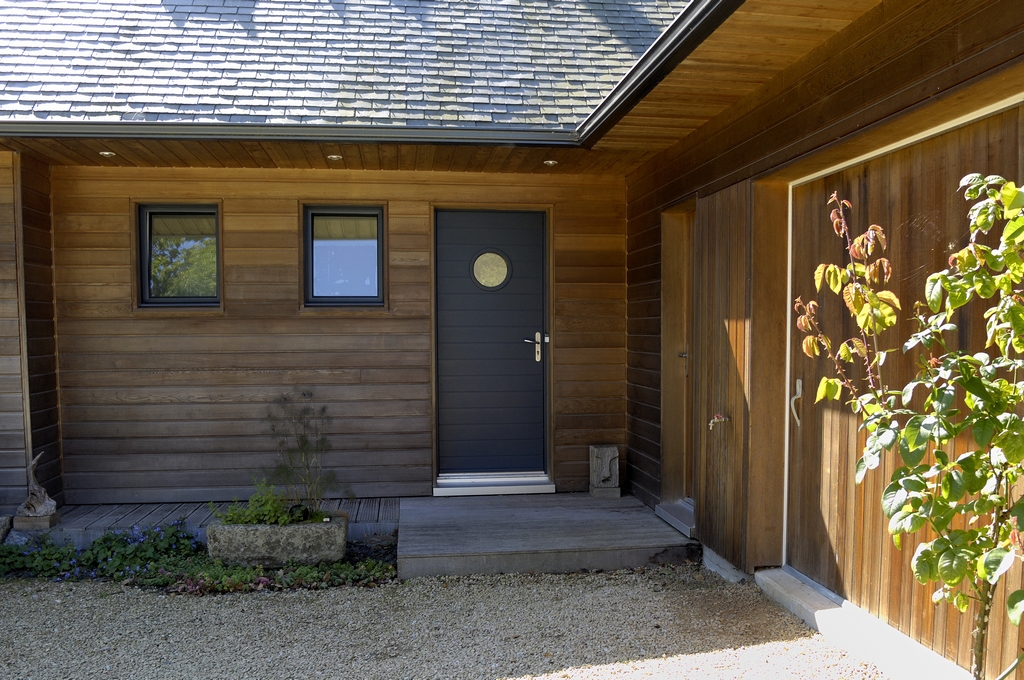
[98,150,116,157]
[543,159,558,166]
[326,154,343,161]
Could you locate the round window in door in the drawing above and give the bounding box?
[471,249,512,290]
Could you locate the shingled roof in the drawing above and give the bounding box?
[0,0,688,132]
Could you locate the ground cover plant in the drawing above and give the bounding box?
[794,175,1024,679]
[0,520,393,595]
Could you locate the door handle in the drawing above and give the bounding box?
[523,332,542,362]
[790,378,802,427]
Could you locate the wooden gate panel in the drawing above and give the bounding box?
[789,106,1024,675]
[694,182,750,566]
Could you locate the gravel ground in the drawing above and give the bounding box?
[0,565,887,680]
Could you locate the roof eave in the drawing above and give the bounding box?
[0,121,581,147]
[575,0,746,148]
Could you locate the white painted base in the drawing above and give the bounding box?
[433,472,556,497]
[433,484,556,497]
[702,545,747,583]
[756,567,969,680]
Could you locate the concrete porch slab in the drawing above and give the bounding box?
[397,493,699,579]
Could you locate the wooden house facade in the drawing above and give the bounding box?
[3,0,1024,675]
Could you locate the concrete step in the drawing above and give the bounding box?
[397,493,699,579]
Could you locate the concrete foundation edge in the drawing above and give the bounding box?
[755,567,970,680]
[701,546,747,583]
[398,543,700,580]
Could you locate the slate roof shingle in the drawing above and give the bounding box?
[0,0,688,130]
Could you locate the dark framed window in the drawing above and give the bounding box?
[139,204,220,306]
[304,206,384,306]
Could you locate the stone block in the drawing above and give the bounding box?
[13,512,59,530]
[590,444,620,498]
[207,514,347,568]
[0,515,10,543]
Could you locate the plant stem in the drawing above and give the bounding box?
[972,579,993,680]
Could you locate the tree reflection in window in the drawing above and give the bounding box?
[146,212,218,301]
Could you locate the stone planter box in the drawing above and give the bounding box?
[206,514,348,568]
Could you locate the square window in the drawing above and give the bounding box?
[139,205,220,305]
[304,206,384,306]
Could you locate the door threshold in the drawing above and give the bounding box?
[655,498,697,538]
[433,472,556,497]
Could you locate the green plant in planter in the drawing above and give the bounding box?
[268,389,338,511]
[794,177,1024,680]
[214,480,328,526]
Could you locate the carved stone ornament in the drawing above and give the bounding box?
[589,444,620,498]
[16,452,56,518]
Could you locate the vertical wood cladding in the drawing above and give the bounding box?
[624,202,661,507]
[0,151,27,513]
[789,108,1023,676]
[20,155,62,505]
[692,184,750,567]
[625,0,1024,571]
[50,167,626,503]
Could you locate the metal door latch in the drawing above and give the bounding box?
[523,332,542,362]
[708,413,730,431]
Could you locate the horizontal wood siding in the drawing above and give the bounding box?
[625,195,661,507]
[50,167,625,503]
[789,107,1023,677]
[20,154,62,505]
[0,151,27,513]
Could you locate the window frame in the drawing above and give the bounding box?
[138,203,221,307]
[303,205,385,307]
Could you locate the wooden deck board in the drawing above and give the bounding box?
[7,498,402,547]
[397,494,698,579]
[355,498,380,523]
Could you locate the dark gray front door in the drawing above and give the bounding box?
[435,210,546,474]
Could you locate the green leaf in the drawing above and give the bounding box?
[947,284,970,311]
[838,341,853,363]
[973,270,997,298]
[973,418,996,447]
[1005,217,1024,246]
[938,549,969,586]
[815,377,841,403]
[813,264,827,292]
[877,290,901,310]
[901,382,916,407]
[912,544,938,584]
[941,469,966,502]
[979,548,1014,584]
[855,456,868,484]
[825,264,843,295]
[995,420,1024,464]
[925,274,945,312]
[1008,590,1024,625]
[882,481,909,518]
[899,435,926,467]
[1002,182,1024,219]
[904,414,935,451]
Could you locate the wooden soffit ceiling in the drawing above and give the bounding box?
[0,136,652,175]
[593,0,884,153]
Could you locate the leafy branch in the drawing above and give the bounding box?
[795,175,1024,680]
